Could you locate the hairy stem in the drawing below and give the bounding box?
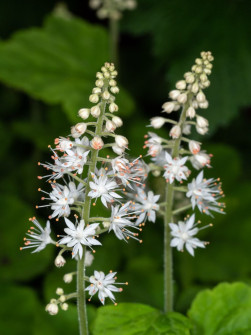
[163,99,190,313]
[77,87,107,335]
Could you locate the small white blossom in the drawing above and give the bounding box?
[163,152,189,184]
[88,169,121,207]
[144,132,163,157]
[169,214,206,256]
[59,218,101,258]
[190,151,211,169]
[134,189,160,224]
[21,218,52,253]
[86,271,126,304]
[186,171,225,216]
[49,183,75,219]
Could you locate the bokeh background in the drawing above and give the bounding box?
[0,0,251,334]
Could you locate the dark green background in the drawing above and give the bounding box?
[0,0,250,334]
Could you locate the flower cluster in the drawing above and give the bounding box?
[145,52,225,256]
[21,62,160,312]
[89,0,137,20]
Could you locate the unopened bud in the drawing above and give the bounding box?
[63,273,73,283]
[150,117,166,129]
[85,250,94,267]
[199,101,209,109]
[169,125,181,139]
[106,120,116,132]
[92,87,101,94]
[102,90,110,100]
[95,79,104,87]
[200,73,207,82]
[109,102,119,113]
[196,125,208,135]
[59,295,66,303]
[54,255,66,268]
[71,123,87,138]
[115,135,128,148]
[177,93,187,104]
[183,124,191,135]
[89,94,99,104]
[112,145,125,155]
[103,221,111,228]
[191,152,211,169]
[91,136,104,150]
[169,90,180,100]
[110,86,119,94]
[162,101,175,113]
[191,82,199,94]
[186,106,196,118]
[185,73,195,84]
[96,72,103,79]
[196,115,208,128]
[112,116,123,127]
[152,170,161,177]
[109,79,116,86]
[91,106,101,118]
[46,303,58,315]
[61,303,68,311]
[176,80,186,90]
[189,140,201,154]
[196,91,206,103]
[56,288,64,296]
[78,108,90,120]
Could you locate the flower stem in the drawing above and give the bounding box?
[109,18,119,65]
[163,98,190,314]
[77,85,107,335]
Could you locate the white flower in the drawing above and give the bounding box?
[169,214,206,256]
[186,171,225,216]
[190,151,211,169]
[21,218,52,253]
[135,189,160,224]
[54,137,74,155]
[59,218,101,259]
[163,152,189,184]
[88,169,121,207]
[49,183,75,219]
[115,135,128,148]
[86,271,126,305]
[144,132,163,157]
[109,202,141,241]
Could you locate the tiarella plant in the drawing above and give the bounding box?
[20,62,159,335]
[145,51,225,313]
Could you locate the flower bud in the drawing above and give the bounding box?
[186,106,196,118]
[63,273,73,283]
[96,72,103,79]
[54,255,66,268]
[110,86,119,94]
[104,71,110,78]
[199,101,209,109]
[162,101,175,113]
[103,221,111,228]
[191,82,199,94]
[190,152,211,169]
[102,90,110,100]
[183,124,191,135]
[61,303,69,311]
[150,117,166,129]
[92,87,101,94]
[78,108,90,120]
[109,102,119,113]
[115,135,128,148]
[112,145,125,155]
[91,106,101,118]
[91,136,104,150]
[195,58,203,65]
[196,91,206,103]
[95,79,104,87]
[189,140,201,154]
[59,295,66,303]
[196,115,208,128]
[109,79,116,86]
[185,73,195,84]
[85,250,94,267]
[200,73,207,82]
[71,123,86,138]
[56,288,64,296]
[105,120,116,132]
[176,80,186,90]
[204,68,211,75]
[46,303,58,316]
[196,125,208,135]
[169,125,181,139]
[152,170,161,177]
[89,94,99,103]
[169,90,180,100]
[177,93,187,104]
[112,116,123,127]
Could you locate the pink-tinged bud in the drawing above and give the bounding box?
[71,123,87,138]
[115,135,128,148]
[169,125,181,139]
[112,116,123,127]
[162,101,175,113]
[190,151,211,169]
[105,120,116,132]
[196,115,208,128]
[54,255,66,268]
[150,117,166,129]
[169,90,180,100]
[112,145,125,155]
[196,125,208,135]
[177,93,187,104]
[91,136,104,150]
[186,106,196,118]
[91,106,101,118]
[78,108,90,120]
[189,140,201,154]
[196,91,206,103]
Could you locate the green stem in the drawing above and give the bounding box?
[77,86,107,335]
[163,98,191,314]
[172,204,192,216]
[109,18,119,65]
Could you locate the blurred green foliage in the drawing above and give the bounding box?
[0,0,251,334]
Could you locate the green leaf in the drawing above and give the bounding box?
[0,14,134,122]
[0,194,53,281]
[122,0,251,132]
[93,303,191,334]
[188,282,251,335]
